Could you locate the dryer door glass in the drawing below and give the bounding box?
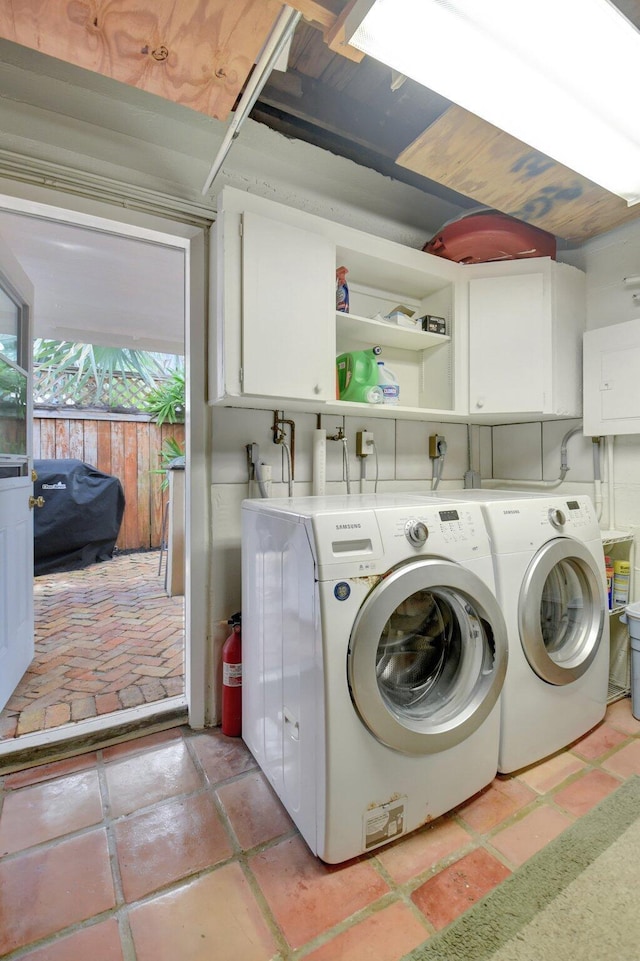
[519,539,605,685]
[347,558,508,755]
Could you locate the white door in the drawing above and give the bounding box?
[0,233,34,712]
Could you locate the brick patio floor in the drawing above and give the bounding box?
[0,551,185,741]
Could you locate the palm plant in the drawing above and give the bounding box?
[140,366,186,489]
[33,340,173,408]
[142,368,185,424]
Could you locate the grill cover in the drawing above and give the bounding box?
[33,459,125,575]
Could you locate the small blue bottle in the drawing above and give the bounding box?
[336,266,349,313]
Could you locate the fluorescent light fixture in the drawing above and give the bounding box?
[346,0,640,205]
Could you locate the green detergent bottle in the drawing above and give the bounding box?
[336,347,383,403]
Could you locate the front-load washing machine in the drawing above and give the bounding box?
[241,493,508,863]
[420,490,609,773]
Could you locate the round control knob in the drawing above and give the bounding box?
[405,520,428,547]
[548,507,566,529]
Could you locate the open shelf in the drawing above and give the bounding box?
[336,312,450,352]
[602,530,635,703]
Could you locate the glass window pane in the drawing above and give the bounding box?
[0,356,27,456]
[0,287,19,364]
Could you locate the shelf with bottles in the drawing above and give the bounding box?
[603,531,634,612]
[602,530,635,702]
[334,245,458,413]
[336,240,454,335]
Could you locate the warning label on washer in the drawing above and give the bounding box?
[364,796,407,850]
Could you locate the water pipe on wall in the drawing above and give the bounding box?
[606,435,616,531]
[430,437,448,490]
[489,425,584,489]
[464,424,482,489]
[341,437,352,493]
[312,415,326,496]
[246,443,270,498]
[592,436,603,522]
[356,429,380,493]
[327,426,351,493]
[272,411,295,496]
[359,454,367,493]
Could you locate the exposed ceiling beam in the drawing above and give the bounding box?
[251,99,477,211]
[260,68,447,158]
[282,0,365,60]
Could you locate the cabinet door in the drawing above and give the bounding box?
[469,273,545,414]
[241,210,335,401]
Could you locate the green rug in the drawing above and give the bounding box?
[402,776,640,961]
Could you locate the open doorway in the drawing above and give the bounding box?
[0,203,201,753]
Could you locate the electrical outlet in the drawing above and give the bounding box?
[356,430,375,457]
[429,433,443,458]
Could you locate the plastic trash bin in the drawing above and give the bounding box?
[620,600,640,720]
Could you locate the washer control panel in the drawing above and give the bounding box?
[548,507,567,529]
[404,520,428,546]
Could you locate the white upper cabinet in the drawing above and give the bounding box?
[466,258,586,420]
[241,210,335,402]
[210,186,466,419]
[210,188,585,423]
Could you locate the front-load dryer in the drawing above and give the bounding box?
[420,490,609,773]
[241,493,508,863]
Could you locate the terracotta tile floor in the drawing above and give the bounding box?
[0,552,185,741]
[1,699,639,961]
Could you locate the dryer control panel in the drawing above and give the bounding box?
[484,495,600,552]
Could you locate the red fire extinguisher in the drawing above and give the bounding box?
[222,612,242,737]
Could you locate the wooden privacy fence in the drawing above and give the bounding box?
[33,412,185,551]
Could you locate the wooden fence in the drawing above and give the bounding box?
[33,413,185,551]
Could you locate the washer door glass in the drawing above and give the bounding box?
[519,539,605,685]
[347,558,508,755]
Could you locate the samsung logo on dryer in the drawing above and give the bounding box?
[502,509,521,515]
[335,522,362,530]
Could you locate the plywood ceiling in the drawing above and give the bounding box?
[1,0,639,244]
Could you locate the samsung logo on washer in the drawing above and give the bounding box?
[503,509,520,515]
[336,523,362,530]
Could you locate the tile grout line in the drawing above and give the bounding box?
[95,747,139,961]
[182,734,296,959]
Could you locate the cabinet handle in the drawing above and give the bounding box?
[313,384,321,394]
[476,397,485,409]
